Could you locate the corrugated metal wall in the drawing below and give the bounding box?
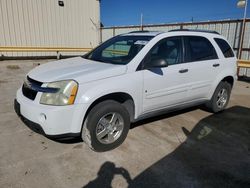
[0,0,100,57]
[101,19,250,60]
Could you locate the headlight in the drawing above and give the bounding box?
[40,80,78,106]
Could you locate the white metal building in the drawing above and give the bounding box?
[0,0,100,58]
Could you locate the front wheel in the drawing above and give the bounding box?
[82,100,130,152]
[205,81,232,113]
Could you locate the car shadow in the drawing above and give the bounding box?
[238,76,250,83]
[82,106,250,188]
[130,105,250,187]
[148,67,164,76]
[131,105,200,129]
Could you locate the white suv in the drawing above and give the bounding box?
[15,30,237,151]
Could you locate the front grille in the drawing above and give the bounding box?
[22,76,43,100]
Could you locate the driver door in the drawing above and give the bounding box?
[142,36,190,113]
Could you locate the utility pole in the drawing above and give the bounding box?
[237,0,248,59]
[140,13,143,31]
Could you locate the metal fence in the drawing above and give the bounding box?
[101,19,250,60]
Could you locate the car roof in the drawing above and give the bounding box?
[169,29,220,35]
[122,29,221,37]
[122,31,163,36]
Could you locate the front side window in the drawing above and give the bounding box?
[145,37,183,67]
[84,35,153,65]
[185,36,218,62]
[214,38,235,58]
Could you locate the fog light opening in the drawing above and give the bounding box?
[39,113,47,123]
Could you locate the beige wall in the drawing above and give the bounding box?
[0,0,100,57]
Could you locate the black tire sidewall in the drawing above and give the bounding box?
[84,100,130,152]
[210,82,231,112]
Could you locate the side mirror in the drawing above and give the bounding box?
[146,58,168,69]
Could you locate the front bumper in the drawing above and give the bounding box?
[14,99,80,139]
[15,88,87,137]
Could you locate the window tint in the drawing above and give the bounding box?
[185,36,218,62]
[214,38,235,58]
[84,36,152,65]
[146,37,183,67]
[102,40,131,58]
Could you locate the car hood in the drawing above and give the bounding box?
[28,57,127,84]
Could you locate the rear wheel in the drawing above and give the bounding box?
[82,100,130,152]
[205,81,231,113]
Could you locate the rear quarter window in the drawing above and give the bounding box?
[214,38,235,58]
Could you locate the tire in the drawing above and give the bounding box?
[82,100,130,152]
[205,81,232,113]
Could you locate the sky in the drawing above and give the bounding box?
[101,0,250,27]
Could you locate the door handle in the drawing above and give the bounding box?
[213,63,220,67]
[179,69,188,73]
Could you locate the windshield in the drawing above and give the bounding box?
[83,35,153,65]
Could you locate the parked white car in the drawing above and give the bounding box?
[15,30,237,151]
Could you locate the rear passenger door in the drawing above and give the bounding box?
[183,36,221,101]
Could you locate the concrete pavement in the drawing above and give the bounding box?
[0,60,249,188]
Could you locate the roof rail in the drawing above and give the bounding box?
[169,29,220,35]
[129,30,150,33]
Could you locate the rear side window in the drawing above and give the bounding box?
[185,36,218,62]
[214,38,235,58]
